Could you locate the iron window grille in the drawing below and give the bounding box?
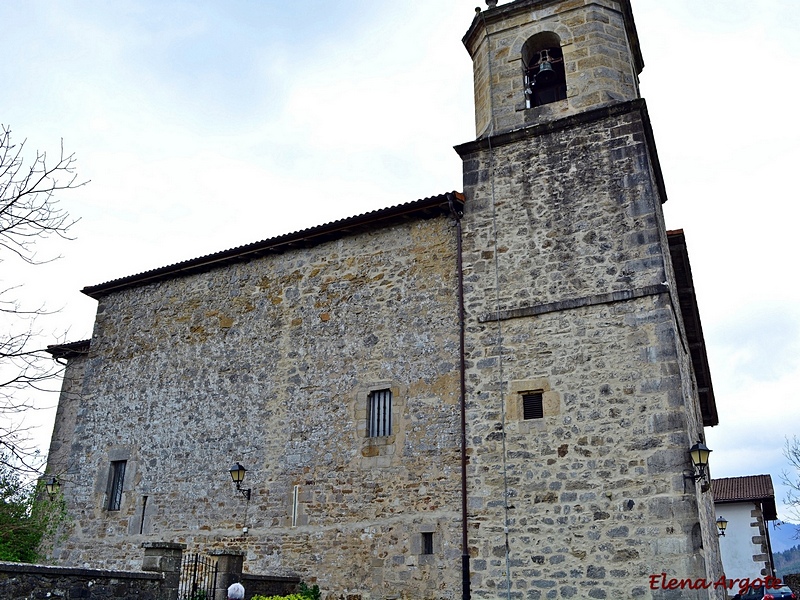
[522,391,544,420]
[367,389,392,437]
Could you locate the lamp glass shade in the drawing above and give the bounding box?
[229,462,247,484]
[716,516,728,533]
[43,476,59,497]
[689,442,712,469]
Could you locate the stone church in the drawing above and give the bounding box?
[46,1,725,598]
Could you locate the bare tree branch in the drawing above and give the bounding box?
[0,125,86,477]
[0,125,86,265]
[782,436,800,524]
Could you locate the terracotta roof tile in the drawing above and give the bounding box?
[713,475,774,502]
[712,475,777,521]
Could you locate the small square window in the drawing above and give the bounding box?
[367,389,392,437]
[522,392,544,420]
[421,532,434,555]
[107,460,127,511]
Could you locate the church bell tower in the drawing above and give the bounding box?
[455,1,724,598]
[464,0,644,137]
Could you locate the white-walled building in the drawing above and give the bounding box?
[714,475,778,583]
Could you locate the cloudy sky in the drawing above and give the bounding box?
[2,1,799,518]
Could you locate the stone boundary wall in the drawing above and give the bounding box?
[0,561,164,600]
[0,561,300,600]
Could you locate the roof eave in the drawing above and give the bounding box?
[46,339,91,360]
[667,230,718,427]
[82,192,465,300]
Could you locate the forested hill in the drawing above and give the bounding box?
[772,522,800,579]
[776,545,800,579]
[771,522,800,553]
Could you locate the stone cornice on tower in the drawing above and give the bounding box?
[463,0,643,75]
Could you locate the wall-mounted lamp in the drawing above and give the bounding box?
[688,442,712,480]
[41,475,60,500]
[716,516,728,537]
[683,442,712,492]
[229,462,251,501]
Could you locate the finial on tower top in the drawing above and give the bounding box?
[486,0,498,8]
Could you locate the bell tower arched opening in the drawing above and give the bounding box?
[522,32,566,109]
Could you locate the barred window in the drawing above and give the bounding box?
[422,532,434,555]
[367,389,392,437]
[522,391,544,420]
[107,460,127,511]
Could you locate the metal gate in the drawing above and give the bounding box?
[179,553,218,600]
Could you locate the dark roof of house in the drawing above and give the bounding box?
[667,229,717,427]
[81,192,464,300]
[712,475,778,521]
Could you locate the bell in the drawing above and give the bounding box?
[535,61,555,84]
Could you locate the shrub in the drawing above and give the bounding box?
[251,582,320,600]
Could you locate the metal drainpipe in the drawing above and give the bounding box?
[449,192,470,600]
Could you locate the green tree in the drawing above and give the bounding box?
[0,455,67,562]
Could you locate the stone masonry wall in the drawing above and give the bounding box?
[457,102,724,599]
[459,105,668,312]
[46,353,87,492]
[48,215,466,600]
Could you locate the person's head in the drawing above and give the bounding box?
[227,582,245,600]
